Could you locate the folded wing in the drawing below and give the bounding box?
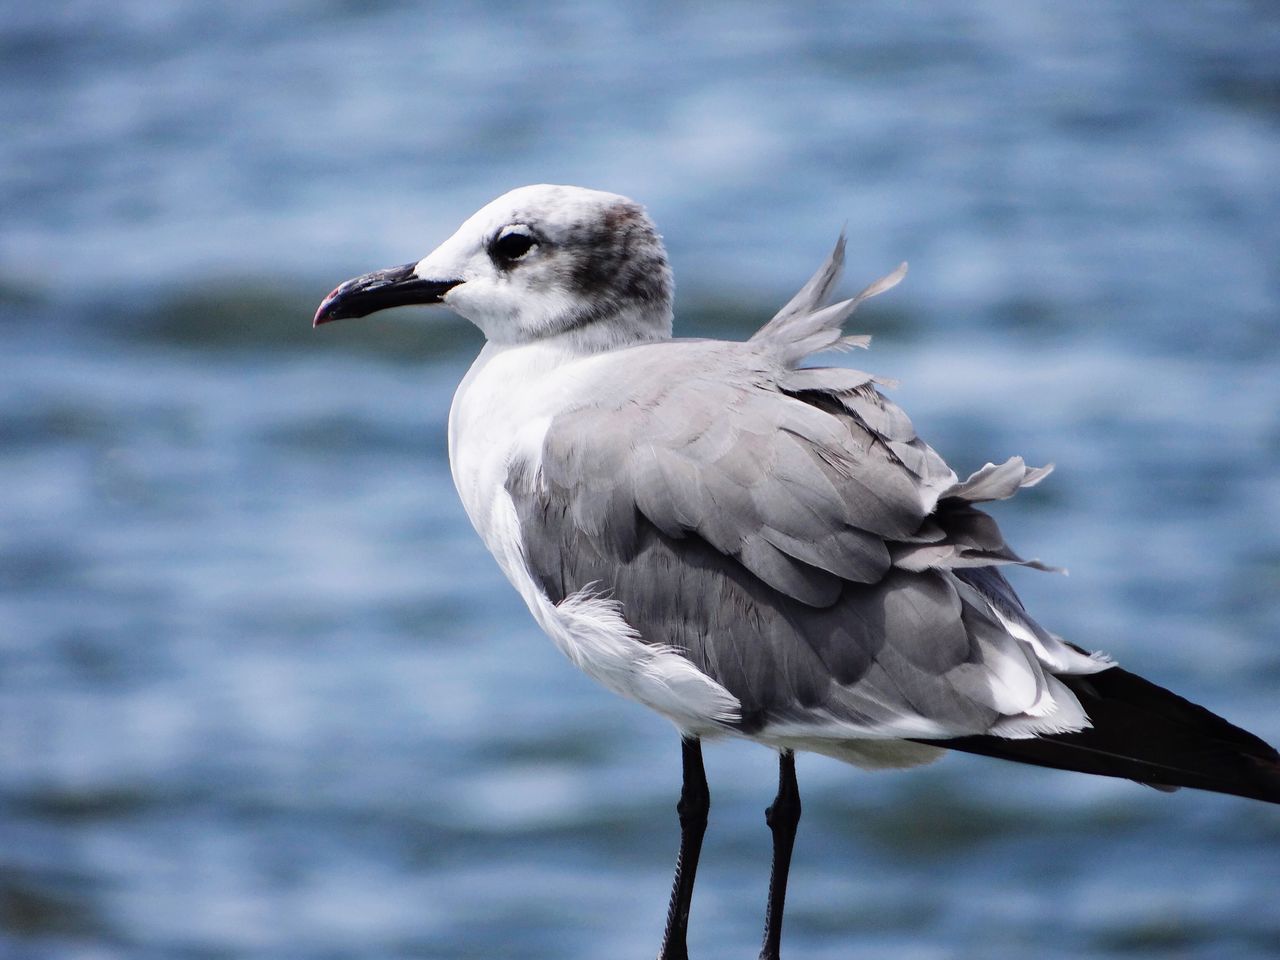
[509,245,1104,745]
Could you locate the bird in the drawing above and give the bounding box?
[314,184,1280,959]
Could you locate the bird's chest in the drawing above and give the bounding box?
[446,342,597,552]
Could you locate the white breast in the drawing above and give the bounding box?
[448,340,583,543]
[446,340,742,735]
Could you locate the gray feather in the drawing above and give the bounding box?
[511,347,1060,736]
[752,258,908,367]
[760,233,847,332]
[945,457,1053,503]
[508,259,1065,738]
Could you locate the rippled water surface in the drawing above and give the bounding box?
[3,3,1279,959]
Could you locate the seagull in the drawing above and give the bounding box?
[315,184,1280,959]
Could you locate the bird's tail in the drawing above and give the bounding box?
[917,666,1280,804]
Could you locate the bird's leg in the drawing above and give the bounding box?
[657,736,709,960]
[759,749,801,960]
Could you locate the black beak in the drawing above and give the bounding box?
[313,263,462,327]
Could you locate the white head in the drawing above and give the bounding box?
[315,184,674,350]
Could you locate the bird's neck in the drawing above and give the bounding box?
[487,302,674,357]
[554,316,672,355]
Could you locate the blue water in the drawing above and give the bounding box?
[3,3,1279,958]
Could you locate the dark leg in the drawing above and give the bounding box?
[657,736,709,960]
[759,749,801,960]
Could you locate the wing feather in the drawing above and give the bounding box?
[509,263,1099,744]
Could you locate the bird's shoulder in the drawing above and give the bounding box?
[541,334,956,513]
[509,337,963,603]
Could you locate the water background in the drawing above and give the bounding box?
[3,3,1279,958]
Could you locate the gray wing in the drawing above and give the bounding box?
[510,251,1103,741]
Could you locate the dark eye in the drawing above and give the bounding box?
[490,227,537,264]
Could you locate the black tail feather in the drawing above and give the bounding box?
[915,666,1280,804]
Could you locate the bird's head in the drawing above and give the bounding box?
[314,184,674,349]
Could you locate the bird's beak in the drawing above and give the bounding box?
[313,263,462,327]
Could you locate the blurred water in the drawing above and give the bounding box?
[3,2,1279,959]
